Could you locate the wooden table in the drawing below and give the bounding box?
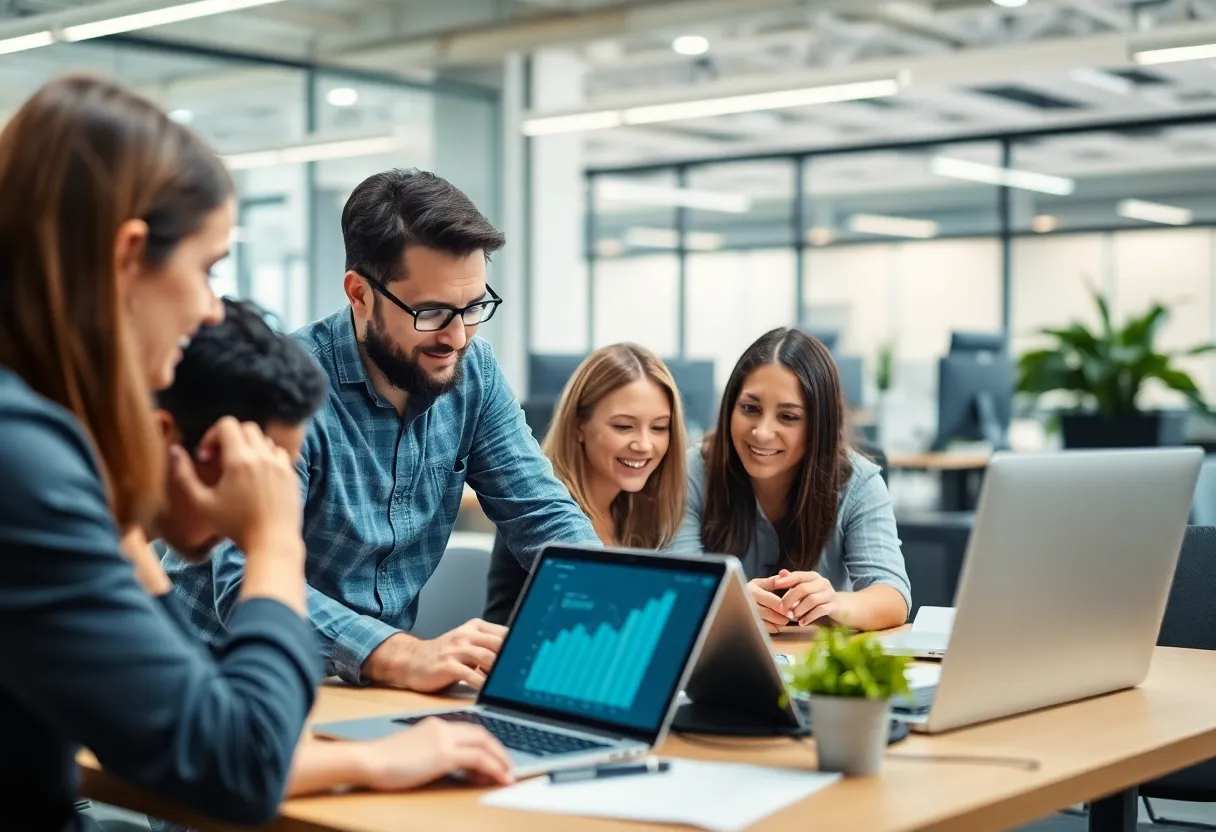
[887,450,993,471]
[80,645,1216,832]
[887,450,992,512]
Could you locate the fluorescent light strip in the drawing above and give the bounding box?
[61,0,288,41]
[623,78,901,124]
[1133,42,1216,66]
[622,227,724,251]
[1116,198,1193,226]
[624,227,678,249]
[597,179,751,214]
[522,111,623,137]
[521,76,903,135]
[224,135,401,170]
[0,30,54,55]
[848,213,939,239]
[930,156,1076,196]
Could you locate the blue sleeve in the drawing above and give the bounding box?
[668,451,707,554]
[211,426,397,685]
[0,406,321,825]
[464,342,598,568]
[840,466,912,611]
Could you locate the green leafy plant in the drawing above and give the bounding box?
[1017,289,1216,418]
[875,341,895,394]
[786,627,911,701]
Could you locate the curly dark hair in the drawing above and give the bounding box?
[156,298,328,451]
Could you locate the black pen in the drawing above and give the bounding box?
[548,758,670,784]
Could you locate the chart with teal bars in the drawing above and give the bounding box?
[481,557,721,732]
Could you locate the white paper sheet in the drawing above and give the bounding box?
[905,663,942,690]
[480,760,841,832]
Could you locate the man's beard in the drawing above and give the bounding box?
[363,309,468,397]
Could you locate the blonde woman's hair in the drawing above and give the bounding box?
[542,344,687,550]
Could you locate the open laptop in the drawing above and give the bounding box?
[671,553,806,737]
[886,447,1202,733]
[313,546,732,778]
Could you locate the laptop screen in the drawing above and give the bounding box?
[479,548,724,742]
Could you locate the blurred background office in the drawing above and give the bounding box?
[4,0,1216,513]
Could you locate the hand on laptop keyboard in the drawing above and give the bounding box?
[352,716,514,789]
[395,712,610,758]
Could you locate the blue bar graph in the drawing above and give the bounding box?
[523,590,677,709]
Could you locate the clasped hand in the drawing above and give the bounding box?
[747,568,836,633]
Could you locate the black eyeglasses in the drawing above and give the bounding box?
[364,277,502,332]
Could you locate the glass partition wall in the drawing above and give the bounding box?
[575,119,1216,443]
[0,39,499,333]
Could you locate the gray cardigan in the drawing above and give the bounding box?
[670,450,911,609]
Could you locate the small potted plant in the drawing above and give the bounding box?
[786,627,910,776]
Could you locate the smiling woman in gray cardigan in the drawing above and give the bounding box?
[669,328,910,633]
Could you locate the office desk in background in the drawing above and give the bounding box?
[887,450,991,512]
[80,645,1216,832]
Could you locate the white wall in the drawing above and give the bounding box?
[528,50,589,355]
[591,255,679,356]
[684,249,796,390]
[1011,233,1107,355]
[1113,229,1216,403]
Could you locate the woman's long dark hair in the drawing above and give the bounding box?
[0,75,233,527]
[701,328,852,571]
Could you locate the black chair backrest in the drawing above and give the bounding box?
[1139,526,1216,802]
[854,441,889,485]
[1157,525,1216,650]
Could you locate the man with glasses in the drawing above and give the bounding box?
[164,169,597,691]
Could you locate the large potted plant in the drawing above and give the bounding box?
[1017,290,1215,448]
[786,627,910,776]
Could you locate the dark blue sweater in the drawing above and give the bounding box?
[0,367,322,831]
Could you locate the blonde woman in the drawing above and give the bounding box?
[483,344,688,624]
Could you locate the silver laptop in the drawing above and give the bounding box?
[879,607,954,659]
[889,447,1201,733]
[313,546,732,778]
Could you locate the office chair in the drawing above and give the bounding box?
[1141,525,1216,828]
[854,441,889,485]
[411,533,494,640]
[896,512,972,621]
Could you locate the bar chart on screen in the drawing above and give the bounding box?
[523,590,677,709]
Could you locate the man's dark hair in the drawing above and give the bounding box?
[341,168,506,285]
[157,298,329,452]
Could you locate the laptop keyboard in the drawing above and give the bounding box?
[392,711,610,757]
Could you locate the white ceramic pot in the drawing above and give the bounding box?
[808,695,890,776]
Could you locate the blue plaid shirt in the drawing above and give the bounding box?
[163,309,597,683]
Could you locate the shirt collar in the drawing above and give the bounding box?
[332,309,396,411]
[331,308,443,417]
[333,308,365,387]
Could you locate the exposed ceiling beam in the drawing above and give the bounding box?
[1067,0,1134,31]
[320,0,913,70]
[851,4,969,50]
[242,3,354,32]
[530,14,1216,116]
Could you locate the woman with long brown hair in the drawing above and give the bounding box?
[671,328,909,633]
[0,76,510,832]
[483,343,688,624]
[0,74,313,830]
